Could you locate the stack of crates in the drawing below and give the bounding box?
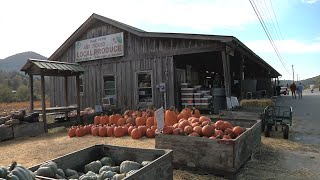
[181,83,194,108]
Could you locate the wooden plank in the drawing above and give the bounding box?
[76,75,81,123]
[29,75,34,111]
[64,76,68,106]
[221,50,231,98]
[0,126,13,141]
[13,122,45,138]
[40,74,47,133]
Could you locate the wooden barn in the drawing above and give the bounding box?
[48,13,280,113]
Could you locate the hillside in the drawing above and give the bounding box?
[279,75,320,88]
[0,51,47,72]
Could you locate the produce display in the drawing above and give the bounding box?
[33,157,146,179]
[67,107,245,140]
[68,107,96,118]
[0,162,35,180]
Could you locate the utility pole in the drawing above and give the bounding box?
[292,65,294,82]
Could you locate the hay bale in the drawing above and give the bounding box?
[240,99,272,108]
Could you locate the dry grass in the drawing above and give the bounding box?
[240,99,273,108]
[0,101,50,116]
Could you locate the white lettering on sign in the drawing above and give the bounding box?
[155,107,165,131]
[75,32,124,62]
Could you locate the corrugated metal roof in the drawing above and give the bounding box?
[21,59,84,76]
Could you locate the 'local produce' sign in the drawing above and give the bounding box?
[75,32,124,62]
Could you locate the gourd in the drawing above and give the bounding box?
[84,161,102,173]
[165,107,177,126]
[65,168,79,178]
[8,162,35,180]
[119,161,141,174]
[100,157,114,166]
[79,171,98,180]
[98,166,112,174]
[35,167,55,178]
[0,166,8,178]
[98,170,115,179]
[56,168,66,178]
[112,173,126,180]
[39,161,58,175]
[111,166,120,173]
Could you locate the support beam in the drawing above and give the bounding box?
[76,75,81,124]
[240,56,245,99]
[41,74,47,133]
[222,51,231,98]
[64,76,69,106]
[29,74,34,112]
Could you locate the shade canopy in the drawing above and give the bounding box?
[21,59,84,76]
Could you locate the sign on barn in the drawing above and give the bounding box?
[75,32,124,62]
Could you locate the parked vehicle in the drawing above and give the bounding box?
[280,87,288,95]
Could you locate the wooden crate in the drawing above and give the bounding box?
[30,144,173,180]
[13,122,45,138]
[219,110,262,120]
[0,125,13,141]
[155,118,261,178]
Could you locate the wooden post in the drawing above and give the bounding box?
[29,74,34,112]
[239,56,245,99]
[64,76,69,106]
[41,74,47,133]
[222,50,231,98]
[76,75,81,124]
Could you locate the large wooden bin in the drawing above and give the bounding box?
[30,144,173,180]
[13,122,45,138]
[155,118,261,178]
[0,125,13,141]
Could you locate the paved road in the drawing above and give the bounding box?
[277,88,320,144]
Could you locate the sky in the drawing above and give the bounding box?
[0,0,319,80]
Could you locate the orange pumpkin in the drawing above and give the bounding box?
[177,113,186,121]
[128,125,135,136]
[188,132,200,137]
[193,126,202,136]
[146,128,155,138]
[184,125,193,134]
[165,107,177,126]
[178,120,189,130]
[232,126,243,136]
[146,117,154,127]
[68,127,76,137]
[117,118,126,126]
[75,126,85,137]
[100,115,109,125]
[173,128,183,135]
[138,125,147,136]
[126,117,136,126]
[91,126,99,136]
[114,126,125,137]
[122,124,129,135]
[162,126,174,134]
[109,114,122,125]
[94,116,101,125]
[191,108,201,118]
[107,126,115,137]
[180,108,192,119]
[202,125,214,137]
[215,120,225,131]
[136,117,146,126]
[199,116,210,123]
[131,128,142,139]
[99,126,108,137]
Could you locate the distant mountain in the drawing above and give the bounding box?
[0,51,47,72]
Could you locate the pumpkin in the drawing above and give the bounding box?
[191,108,201,118]
[223,135,231,140]
[99,166,112,174]
[107,126,115,137]
[119,161,141,174]
[84,161,102,173]
[84,125,92,135]
[94,116,101,125]
[123,110,134,117]
[40,161,58,175]
[0,166,8,178]
[131,128,142,139]
[177,113,186,121]
[146,128,155,138]
[36,167,55,178]
[99,126,107,137]
[65,169,78,177]
[178,120,189,130]
[68,127,76,137]
[76,126,85,137]
[202,125,214,137]
[100,115,109,125]
[146,117,154,127]
[122,124,129,135]
[128,126,135,136]
[56,169,65,178]
[232,126,243,136]
[193,126,202,136]
[165,107,177,126]
[91,126,99,136]
[224,121,233,129]
[138,126,147,136]
[117,118,126,126]
[173,128,183,135]
[114,126,125,137]
[184,125,193,134]
[188,132,200,137]
[191,118,199,124]
[126,117,136,126]
[224,128,233,135]
[180,108,192,119]
[199,116,210,123]
[150,126,157,131]
[8,163,35,180]
[109,114,121,125]
[100,157,115,166]
[215,129,224,138]
[135,117,146,126]
[162,126,174,134]
[99,170,115,179]
[215,120,226,131]
[201,121,210,126]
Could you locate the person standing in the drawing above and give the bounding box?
[297,83,304,99]
[290,82,297,99]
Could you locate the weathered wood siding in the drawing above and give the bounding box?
[49,20,224,110]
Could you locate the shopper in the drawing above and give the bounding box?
[297,83,303,99]
[290,82,297,99]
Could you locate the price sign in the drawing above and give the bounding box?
[155,107,165,131]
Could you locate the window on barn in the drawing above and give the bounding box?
[137,71,153,103]
[79,75,84,95]
[103,75,116,105]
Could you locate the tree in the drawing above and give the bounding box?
[16,85,29,102]
[0,84,14,102]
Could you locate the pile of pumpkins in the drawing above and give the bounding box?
[0,162,35,180]
[68,107,245,140]
[34,157,149,180]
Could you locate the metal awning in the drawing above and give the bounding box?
[21,59,84,76]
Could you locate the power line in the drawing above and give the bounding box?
[248,0,290,74]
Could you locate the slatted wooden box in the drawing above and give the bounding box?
[155,118,261,178]
[30,144,173,180]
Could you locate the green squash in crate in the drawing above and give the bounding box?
[120,161,141,174]
[85,161,102,174]
[0,166,8,178]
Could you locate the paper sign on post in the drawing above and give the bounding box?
[155,107,165,131]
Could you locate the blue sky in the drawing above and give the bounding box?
[0,0,319,80]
